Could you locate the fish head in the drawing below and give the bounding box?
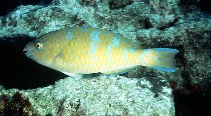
[23,35,63,66]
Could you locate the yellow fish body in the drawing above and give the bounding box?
[24,27,178,77]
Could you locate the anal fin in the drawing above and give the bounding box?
[101,66,137,75]
[62,72,83,78]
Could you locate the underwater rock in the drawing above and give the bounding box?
[0,0,180,39]
[109,0,133,9]
[137,18,211,89]
[0,91,34,115]
[0,0,52,16]
[180,0,211,12]
[0,75,175,115]
[0,0,211,115]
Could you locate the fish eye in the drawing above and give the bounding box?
[35,43,42,49]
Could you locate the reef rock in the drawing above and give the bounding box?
[1,0,211,115]
[0,75,175,115]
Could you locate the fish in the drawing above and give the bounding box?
[24,27,179,77]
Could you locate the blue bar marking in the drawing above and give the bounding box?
[65,28,74,40]
[111,36,120,47]
[89,30,100,61]
[106,36,120,61]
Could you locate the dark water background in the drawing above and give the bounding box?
[0,38,66,89]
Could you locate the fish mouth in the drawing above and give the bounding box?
[25,51,31,58]
[23,47,27,52]
[23,48,32,58]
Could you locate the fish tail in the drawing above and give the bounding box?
[139,48,179,72]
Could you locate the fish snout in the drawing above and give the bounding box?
[23,42,35,58]
[23,47,27,52]
[23,42,35,52]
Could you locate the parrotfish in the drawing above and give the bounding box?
[24,27,179,77]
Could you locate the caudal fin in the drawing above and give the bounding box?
[140,48,179,72]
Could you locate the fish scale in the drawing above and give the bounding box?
[24,27,179,77]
